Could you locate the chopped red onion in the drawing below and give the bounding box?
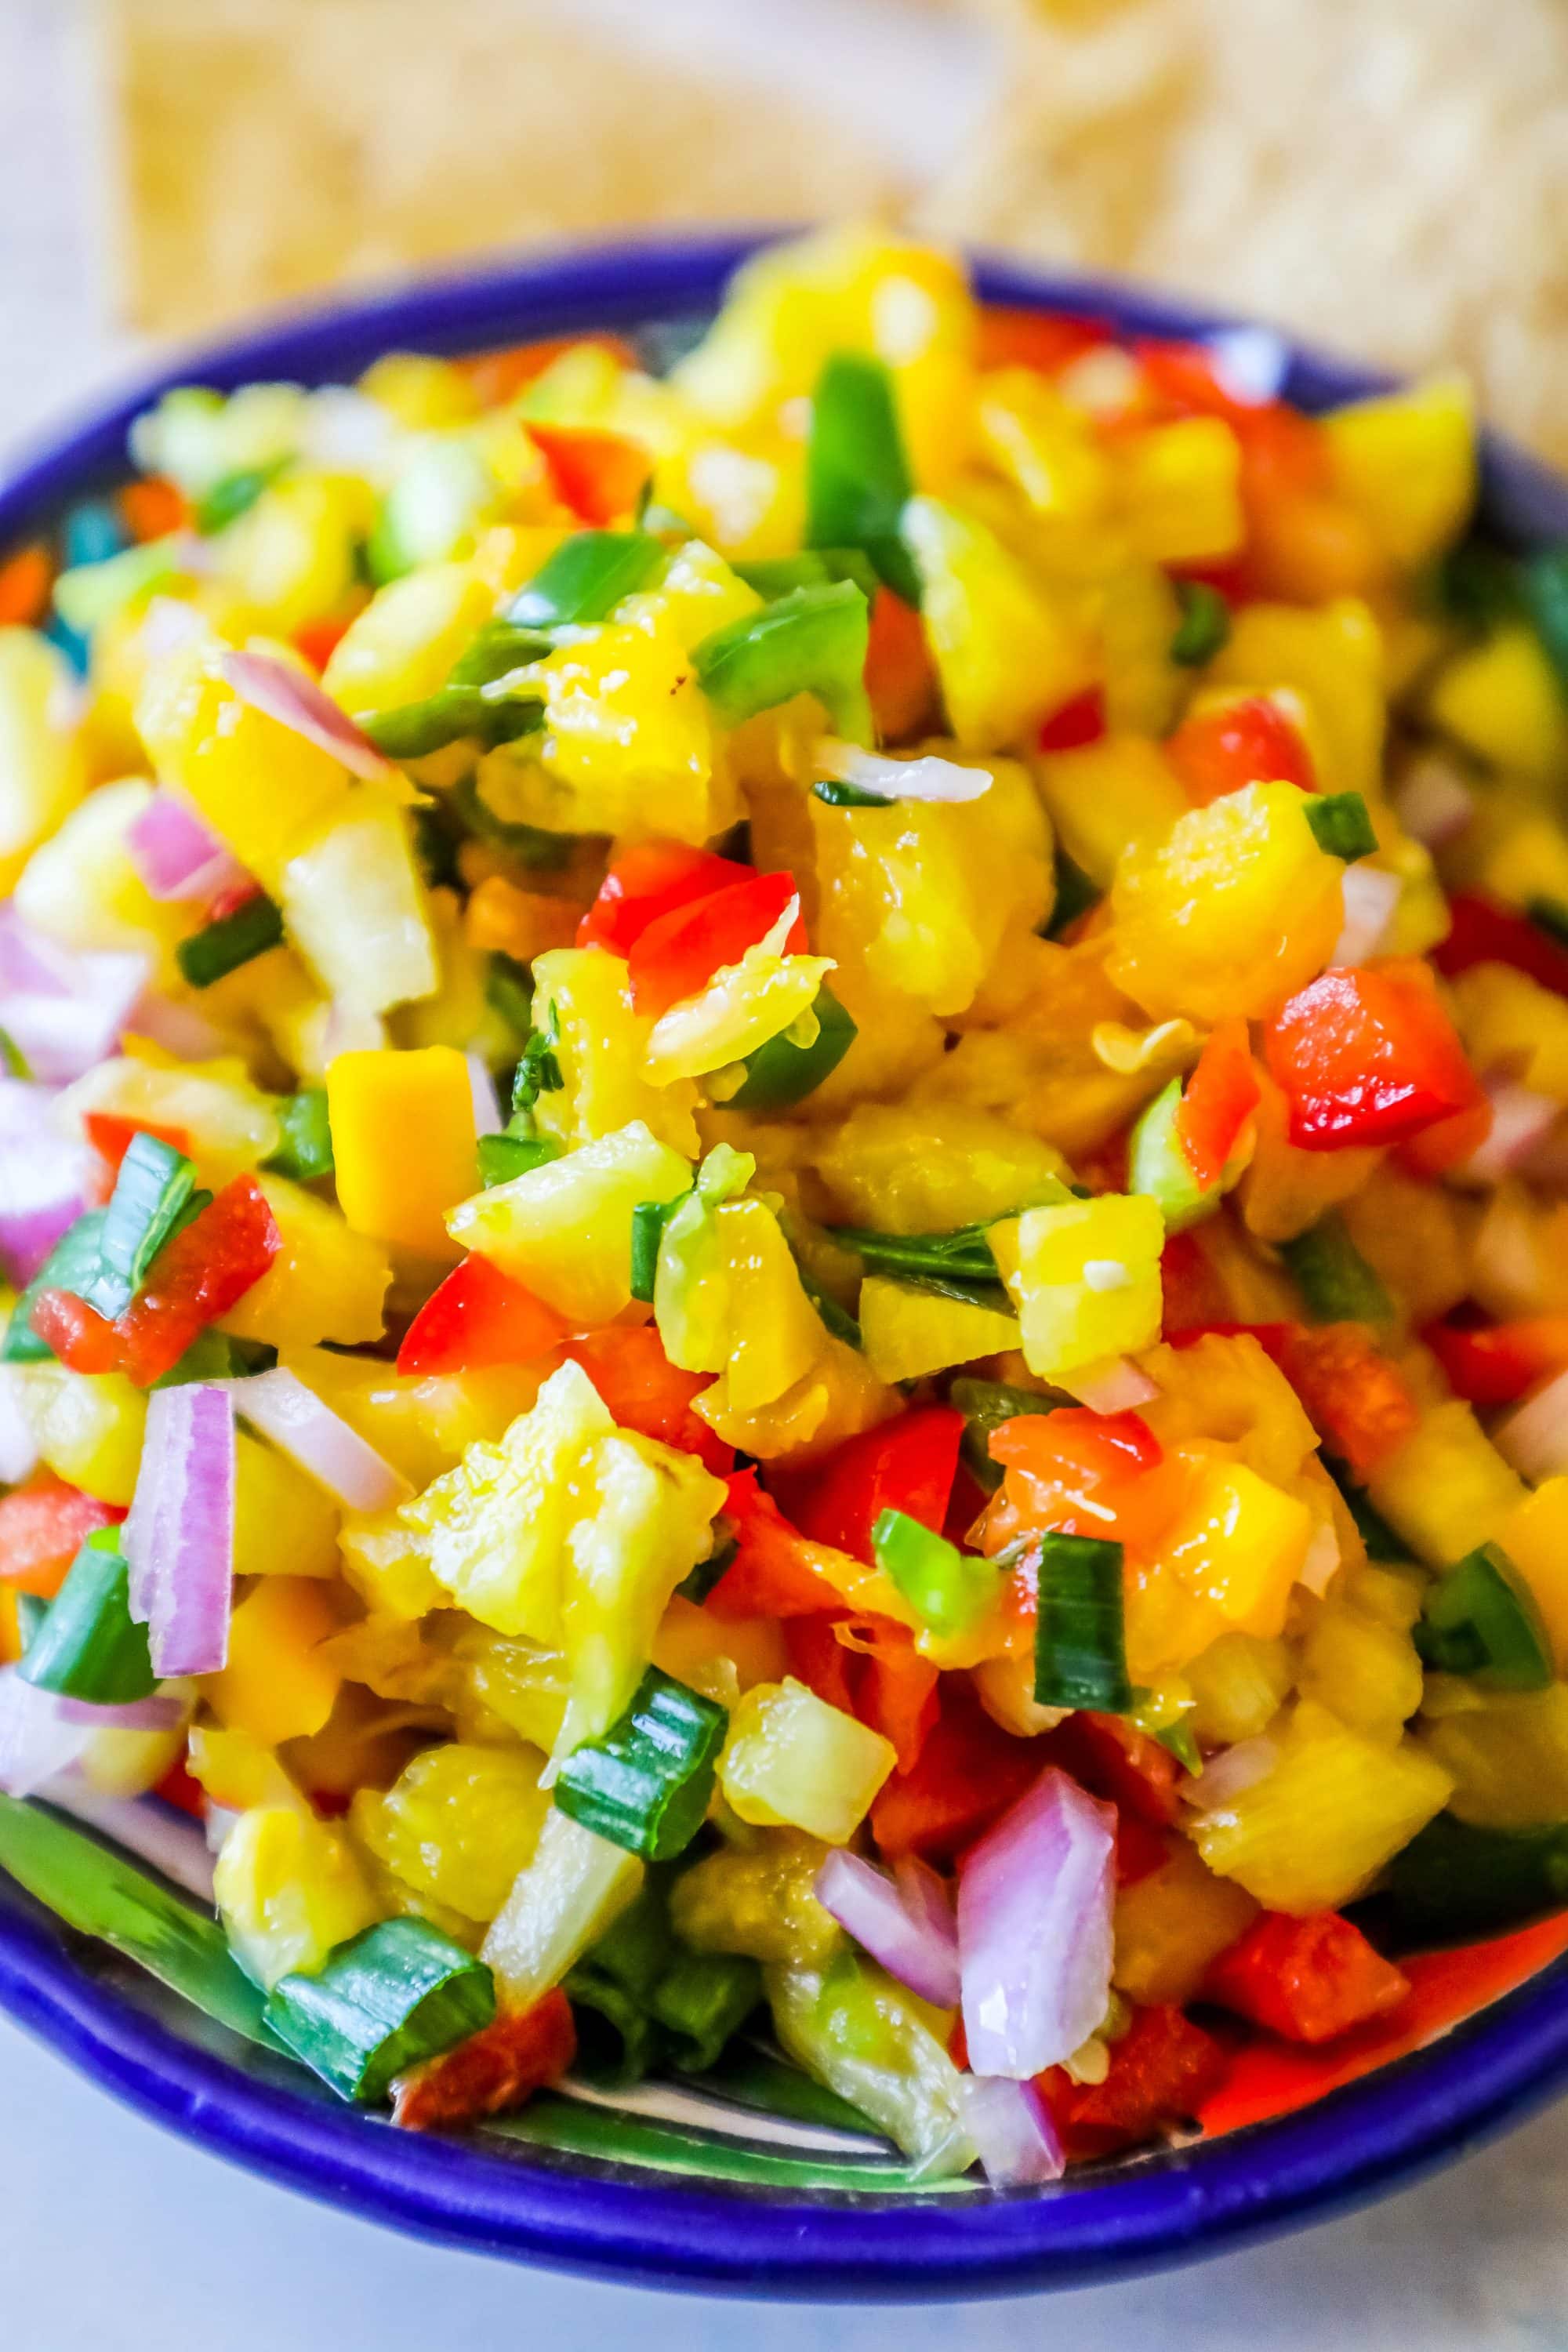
[226,1367,412,1512]
[894,1853,957,1950]
[815,1847,961,2008]
[962,2074,1065,2188]
[123,1383,236,1677]
[956,1766,1116,2079]
[0,1115,90,1286]
[42,1780,216,1901]
[219,649,394,783]
[1058,1357,1160,1414]
[0,1668,90,1797]
[127,988,232,1063]
[1330,866,1401,969]
[815,739,993,805]
[0,909,150,1083]
[1393,756,1476,849]
[1181,1734,1278,1810]
[1456,1076,1560,1188]
[467,1053,504,1138]
[1296,1519,1341,1599]
[125,791,251,905]
[1497,1368,1568,1485]
[56,1693,189,1733]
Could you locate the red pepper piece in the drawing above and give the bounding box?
[153,1754,209,1820]
[576,838,754,957]
[118,477,190,543]
[1203,1909,1410,2045]
[0,544,52,628]
[864,587,939,742]
[771,1404,964,1569]
[82,1112,193,1178]
[1159,1229,1234,1335]
[561,1327,734,1477]
[524,423,651,527]
[1422,1313,1568,1410]
[1263,961,1483,1151]
[1433,892,1568,998]
[1276,1323,1420,1480]
[0,1475,123,1599]
[292,611,358,674]
[706,1471,859,1618]
[1116,1813,1172,1887]
[978,307,1112,376]
[29,1288,124,1375]
[869,1678,1041,1862]
[988,1407,1163,1544]
[1175,1018,1261,1187]
[393,1988,577,2131]
[1048,1711,1182,1829]
[1036,686,1105,753]
[114,1176,281,1386]
[626,869,808,1018]
[1167,691,1316,807]
[1039,2002,1228,2158]
[397,1254,569,1378]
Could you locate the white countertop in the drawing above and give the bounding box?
[6,5,1568,2342]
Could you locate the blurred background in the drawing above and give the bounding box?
[5,0,1568,463]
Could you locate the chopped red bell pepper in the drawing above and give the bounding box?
[118,477,190,544]
[870,1677,1041,1861]
[1159,1229,1234,1335]
[771,1404,963,1569]
[1203,1909,1410,2045]
[114,1174,281,1386]
[524,423,652,527]
[30,1288,124,1374]
[576,838,755,957]
[0,1475,123,1599]
[1276,1322,1420,1480]
[1422,1313,1568,1410]
[153,1753,209,1820]
[1116,1813,1171,1887]
[1396,1091,1495,1179]
[1132,339,1280,433]
[292,611,358,674]
[626,869,808,1017]
[978,307,1112,376]
[1038,2002,1228,2158]
[393,1987,577,2131]
[988,1407,1163,1544]
[0,543,52,629]
[784,1613,938,1774]
[706,1470,861,1618]
[1176,1018,1261,1187]
[82,1112,193,1180]
[1164,1317,1294,1360]
[864,587,939,742]
[397,1252,569,1378]
[561,1326,734,1476]
[1432,892,1568,998]
[1167,691,1316,807]
[1048,1711,1182,1829]
[1263,961,1483,1150]
[1036,686,1106,754]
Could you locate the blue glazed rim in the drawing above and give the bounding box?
[5,228,1568,2299]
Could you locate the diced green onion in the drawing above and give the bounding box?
[630,1193,688,1303]
[724,985,857,1111]
[1044,849,1102,941]
[0,1027,31,1080]
[510,1019,564,1115]
[478,1132,564,1189]
[564,1960,665,2087]
[2,1210,107,1363]
[676,1526,738,1605]
[194,459,289,536]
[1279,1210,1393,1327]
[806,351,920,607]
[811,778,888,809]
[154,1330,277,1387]
[792,1256,862,1351]
[265,1087,334,1182]
[1363,1812,1568,1948]
[1128,1075,1216,1234]
[506,528,664,630]
[1414,1542,1553,1690]
[176,892,285,988]
[360,685,543,760]
[20,1527,156,1704]
[652,1948,762,2075]
[1033,1530,1133,1712]
[1169,579,1231,666]
[445,619,554,688]
[692,581,873,742]
[454,776,566,866]
[830,1221,1007,1288]
[263,1918,496,2104]
[871,1507,999,1639]
[1146,1709,1202,1775]
[1522,545,1568,691]
[553,1667,728,1862]
[949,1377,1061,1494]
[485,952,533,1036]
[735,550,880,602]
[14,1593,47,1653]
[1303,790,1379,862]
[79,1132,199,1321]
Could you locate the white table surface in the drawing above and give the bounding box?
[5,5,1568,2343]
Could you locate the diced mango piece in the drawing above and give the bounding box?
[15,775,189,978]
[327,1045,477,1259]
[1450,962,1568,1103]
[351,1743,551,1926]
[1497,1480,1568,1677]
[220,1173,390,1349]
[207,1577,343,1748]
[232,1427,343,1583]
[1206,598,1385,800]
[719,1678,895,1843]
[1192,1699,1453,1913]
[990,1192,1164,1382]
[1108,781,1345,1024]
[1323,376,1476,569]
[213,1804,379,1988]
[858,1274,1022,1383]
[1142,1457,1313,1664]
[1115,416,1243,566]
[448,1119,693,1326]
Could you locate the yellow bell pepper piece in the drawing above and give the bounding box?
[328,1045,477,1261]
[207,1577,343,1749]
[990,1192,1164,1383]
[719,1679,896,1844]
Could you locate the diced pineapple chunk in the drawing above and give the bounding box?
[213,1804,380,1988]
[1033,735,1188,888]
[671,1828,842,1964]
[1112,1835,1258,2006]
[0,627,87,889]
[1298,1570,1424,1745]
[324,562,497,720]
[655,1192,825,1417]
[1206,598,1385,799]
[1365,1400,1527,1568]
[220,1174,390,1349]
[1114,416,1243,566]
[1425,623,1568,785]
[481,1805,644,2006]
[858,1275,1022,1383]
[719,1678,896,1843]
[902,495,1094,750]
[1109,780,1345,1025]
[351,1743,551,1925]
[1185,1632,1295,1748]
[212,473,371,635]
[1418,1684,1568,1829]
[1192,1699,1453,1913]
[187,1723,303,1814]
[64,1052,281,1189]
[1323,376,1476,569]
[13,1363,146,1504]
[15,775,190,979]
[1449,962,1568,1103]
[531,946,700,1156]
[448,1119,693,1325]
[206,1577,342,1748]
[813,1103,1069,1233]
[990,1192,1164,1382]
[280,793,437,1017]
[975,368,1112,527]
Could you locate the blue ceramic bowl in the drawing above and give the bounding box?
[5,231,1568,2302]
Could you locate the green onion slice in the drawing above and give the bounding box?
[724,985,857,1112]
[871,1507,1000,1639]
[553,1667,728,1862]
[1169,579,1231,666]
[78,1131,199,1321]
[692,580,873,743]
[176,892,285,989]
[652,1948,762,2075]
[478,1132,564,1189]
[265,1087,333,1182]
[20,1527,157,1704]
[1304,790,1379,862]
[735,550,880,602]
[263,1918,497,2105]
[1414,1541,1554,1690]
[806,351,920,606]
[1279,1210,1393,1327]
[1033,1530,1133,1712]
[506,528,664,630]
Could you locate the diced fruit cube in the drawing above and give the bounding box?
[719,1677,896,1842]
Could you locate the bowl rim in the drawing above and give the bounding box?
[5,227,1568,2301]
